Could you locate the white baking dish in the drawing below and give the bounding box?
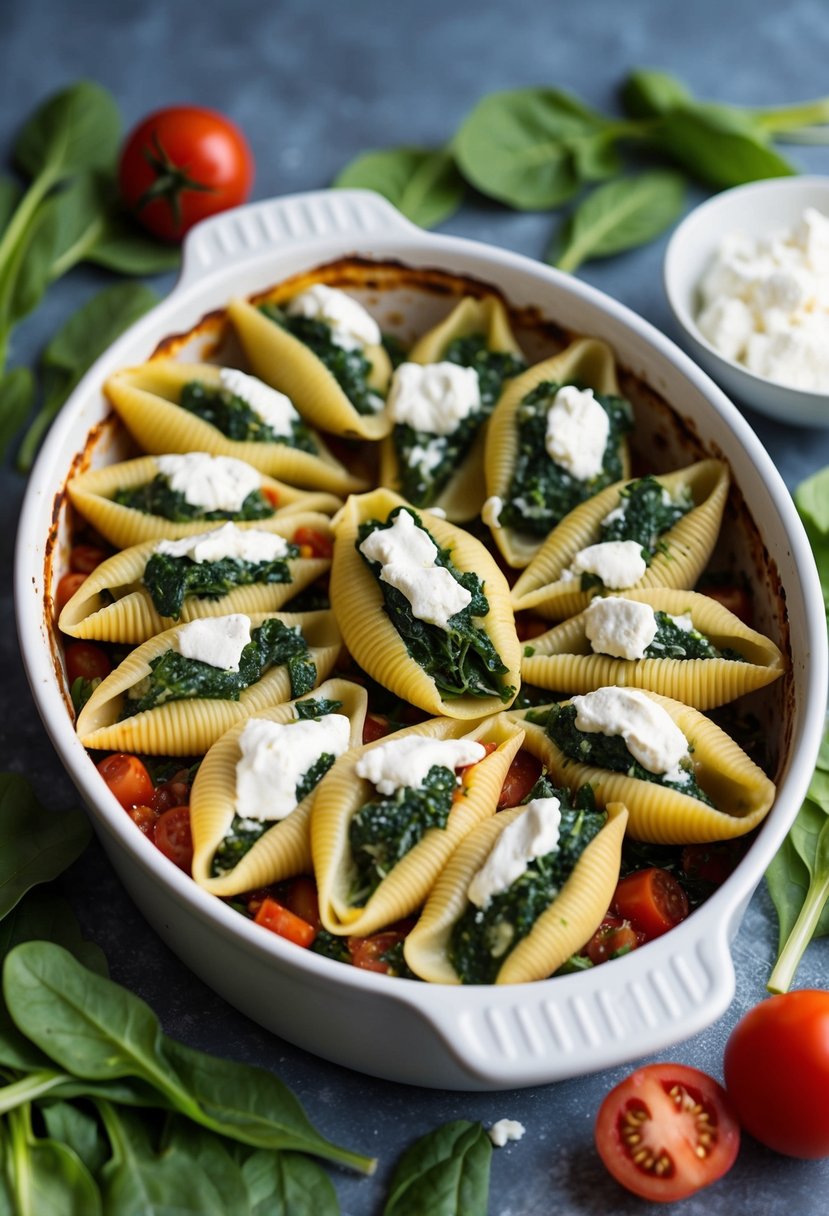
[15,189,827,1091]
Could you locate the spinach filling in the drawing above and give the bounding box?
[210,695,344,877]
[122,618,316,719]
[259,303,384,416]
[645,612,744,662]
[541,702,714,806]
[114,476,274,523]
[348,764,457,905]
[142,546,300,620]
[500,381,633,536]
[356,507,513,703]
[449,806,607,985]
[393,336,526,507]
[179,380,317,452]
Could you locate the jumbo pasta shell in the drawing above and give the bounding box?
[507,690,776,843]
[190,679,368,896]
[105,361,367,494]
[522,588,785,708]
[311,715,524,937]
[67,456,341,550]
[58,512,333,645]
[379,296,524,521]
[404,803,627,985]
[485,338,632,568]
[227,297,393,440]
[510,460,730,619]
[330,488,521,719]
[75,610,341,754]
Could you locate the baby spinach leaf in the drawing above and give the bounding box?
[0,178,22,228]
[334,147,464,229]
[242,1149,340,1216]
[0,367,34,457]
[551,170,686,273]
[647,105,795,187]
[619,68,694,118]
[13,80,120,186]
[0,774,91,921]
[6,1105,102,1216]
[41,1101,109,1177]
[85,216,181,275]
[384,1119,492,1216]
[162,1119,252,1213]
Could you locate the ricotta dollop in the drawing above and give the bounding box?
[387,362,481,435]
[570,687,691,781]
[286,284,381,350]
[355,734,486,796]
[218,368,301,437]
[544,385,610,481]
[358,510,472,629]
[488,1119,526,1147]
[172,613,252,671]
[467,797,562,909]
[561,540,647,590]
[234,713,351,821]
[155,453,261,514]
[154,522,291,565]
[583,596,658,660]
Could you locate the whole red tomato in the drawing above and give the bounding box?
[724,990,829,1158]
[119,106,254,241]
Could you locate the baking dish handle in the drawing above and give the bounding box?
[177,189,419,290]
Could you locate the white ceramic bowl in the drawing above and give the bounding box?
[16,189,828,1091]
[664,175,829,426]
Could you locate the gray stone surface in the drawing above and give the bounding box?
[2,1,829,1212]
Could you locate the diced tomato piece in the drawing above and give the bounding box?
[70,544,108,574]
[584,914,643,965]
[65,641,112,684]
[696,583,752,626]
[262,486,280,508]
[127,804,159,837]
[55,572,88,616]
[254,897,317,947]
[348,926,409,973]
[97,753,154,810]
[613,868,690,940]
[153,806,193,871]
[150,769,192,813]
[292,525,333,560]
[362,713,391,744]
[280,876,321,932]
[498,749,543,809]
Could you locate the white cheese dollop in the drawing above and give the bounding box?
[571,687,691,781]
[234,713,351,822]
[482,495,504,529]
[155,453,261,514]
[561,540,647,589]
[154,522,291,564]
[488,1119,526,1147]
[467,797,561,909]
[358,509,472,630]
[583,596,658,660]
[355,734,487,797]
[218,368,301,437]
[172,613,251,671]
[286,284,381,350]
[544,385,610,481]
[387,362,481,435]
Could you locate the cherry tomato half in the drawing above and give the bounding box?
[595,1063,740,1202]
[584,915,642,965]
[348,927,409,973]
[150,769,192,814]
[96,753,154,810]
[498,749,543,809]
[254,897,316,948]
[119,106,254,242]
[613,868,689,940]
[65,641,112,685]
[153,806,194,872]
[724,990,829,1159]
[362,713,392,745]
[69,544,108,574]
[55,572,88,616]
[292,526,333,560]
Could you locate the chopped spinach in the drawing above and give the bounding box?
[210,817,269,876]
[380,938,422,980]
[281,582,331,612]
[114,475,274,523]
[295,753,338,803]
[599,475,692,552]
[449,808,607,984]
[311,929,352,964]
[70,675,100,713]
[142,547,298,619]
[294,696,344,720]
[123,618,315,718]
[381,332,409,369]
[179,380,317,451]
[645,611,744,662]
[348,764,457,904]
[357,507,513,703]
[259,303,383,416]
[543,702,714,806]
[500,380,632,536]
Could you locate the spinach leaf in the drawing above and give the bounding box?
[648,105,795,187]
[0,367,34,458]
[619,69,694,118]
[0,774,91,921]
[767,782,829,993]
[242,1148,340,1216]
[6,1106,102,1216]
[13,80,120,186]
[551,170,686,273]
[334,146,464,229]
[294,696,343,720]
[40,1101,109,1177]
[161,1117,252,1213]
[383,1119,492,1216]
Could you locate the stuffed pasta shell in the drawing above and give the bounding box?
[510,459,730,619]
[104,360,366,495]
[509,686,775,843]
[76,609,340,754]
[484,338,634,568]
[59,514,333,645]
[330,488,521,719]
[312,714,525,937]
[404,800,627,984]
[190,679,367,897]
[67,452,341,550]
[228,284,393,440]
[521,588,785,708]
[378,296,526,520]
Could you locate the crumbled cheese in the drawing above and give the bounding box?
[358,509,472,629]
[670,611,694,632]
[584,597,658,660]
[409,437,446,473]
[696,206,829,390]
[387,362,481,435]
[467,798,561,908]
[286,284,381,350]
[234,714,351,821]
[154,522,291,564]
[488,1119,526,1148]
[355,734,486,796]
[218,368,300,437]
[571,687,690,781]
[482,495,504,529]
[172,613,251,671]
[545,385,609,481]
[561,540,647,589]
[156,453,261,514]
